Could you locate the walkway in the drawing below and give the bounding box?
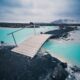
[12,34,51,57]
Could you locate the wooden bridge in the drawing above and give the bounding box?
[12,34,51,57]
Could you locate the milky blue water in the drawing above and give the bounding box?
[0,27,55,45]
[0,27,80,67]
[42,29,80,67]
[42,40,80,67]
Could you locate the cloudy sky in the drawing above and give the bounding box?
[0,0,80,22]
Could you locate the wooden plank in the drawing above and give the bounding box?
[12,34,51,57]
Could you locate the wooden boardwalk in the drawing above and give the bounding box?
[12,34,51,57]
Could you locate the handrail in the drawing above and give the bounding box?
[8,27,26,35]
[7,27,27,46]
[8,24,37,35]
[7,25,36,46]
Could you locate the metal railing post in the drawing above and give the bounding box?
[11,33,17,46]
[33,24,36,35]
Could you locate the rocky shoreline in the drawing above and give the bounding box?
[0,48,80,80]
[45,26,79,39]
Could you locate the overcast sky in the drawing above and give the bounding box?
[0,0,80,23]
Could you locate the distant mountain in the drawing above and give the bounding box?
[52,19,80,24]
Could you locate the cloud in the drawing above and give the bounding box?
[0,0,80,22]
[0,0,21,8]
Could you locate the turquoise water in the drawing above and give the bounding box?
[42,30,80,67]
[0,28,33,44]
[0,27,55,45]
[0,27,80,67]
[43,40,80,67]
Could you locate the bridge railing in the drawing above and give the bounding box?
[7,24,37,46]
[8,27,27,46]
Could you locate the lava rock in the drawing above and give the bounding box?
[21,54,68,80]
[0,49,68,80]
